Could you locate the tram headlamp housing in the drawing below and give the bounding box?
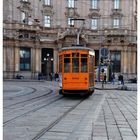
[89,51,95,56]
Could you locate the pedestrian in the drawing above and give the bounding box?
[54,72,59,82]
[118,74,121,85]
[111,73,115,85]
[104,73,107,84]
[49,73,53,81]
[120,74,124,85]
[54,72,59,87]
[38,72,42,80]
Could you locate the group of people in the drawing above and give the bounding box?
[49,72,59,81]
[103,73,124,85]
[38,72,60,81]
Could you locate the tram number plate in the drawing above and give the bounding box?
[72,77,79,80]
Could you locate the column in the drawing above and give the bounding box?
[53,48,58,73]
[14,47,19,72]
[35,48,41,73]
[131,50,136,74]
[3,47,6,71]
[127,47,131,75]
[122,46,128,74]
[31,47,35,78]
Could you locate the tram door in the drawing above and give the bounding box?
[41,48,53,76]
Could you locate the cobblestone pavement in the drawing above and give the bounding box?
[3,81,137,140]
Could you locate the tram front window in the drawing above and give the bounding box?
[72,53,79,73]
[72,58,79,72]
[81,58,87,72]
[64,58,70,72]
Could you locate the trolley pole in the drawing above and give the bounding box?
[70,18,85,45]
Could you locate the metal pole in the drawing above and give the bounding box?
[77,29,81,45]
[70,18,85,45]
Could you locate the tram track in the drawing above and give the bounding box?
[3,83,56,108]
[4,88,52,108]
[3,93,64,126]
[4,86,37,99]
[31,96,87,140]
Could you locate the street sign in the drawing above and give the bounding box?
[100,48,109,58]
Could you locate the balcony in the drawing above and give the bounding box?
[103,28,129,36]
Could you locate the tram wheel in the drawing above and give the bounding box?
[88,90,93,96]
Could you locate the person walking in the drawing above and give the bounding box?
[120,74,124,85]
[54,72,59,82]
[49,73,53,81]
[104,73,107,84]
[111,73,115,85]
[118,74,121,85]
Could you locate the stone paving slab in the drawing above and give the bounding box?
[3,81,137,140]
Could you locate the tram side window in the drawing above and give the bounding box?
[64,58,70,72]
[81,58,87,72]
[89,55,94,84]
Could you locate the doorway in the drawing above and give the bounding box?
[41,48,54,76]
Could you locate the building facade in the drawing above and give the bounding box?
[3,0,137,79]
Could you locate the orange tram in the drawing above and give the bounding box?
[58,45,95,96]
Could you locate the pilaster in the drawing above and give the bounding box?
[14,47,19,71]
[53,48,58,73]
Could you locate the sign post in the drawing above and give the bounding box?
[101,68,104,88]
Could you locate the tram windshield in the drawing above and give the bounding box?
[64,58,70,72]
[81,58,87,72]
[72,58,79,72]
[72,53,79,73]
[63,52,89,73]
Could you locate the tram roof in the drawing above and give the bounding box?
[60,46,94,52]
